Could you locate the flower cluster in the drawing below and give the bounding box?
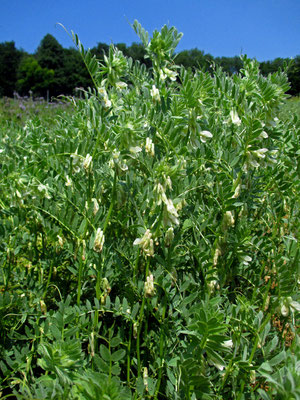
[159,66,177,81]
[93,228,105,253]
[230,109,241,125]
[98,86,112,108]
[115,81,128,90]
[71,150,93,174]
[145,137,155,156]
[108,149,128,173]
[144,274,155,298]
[222,211,235,231]
[92,198,99,216]
[133,229,154,257]
[154,177,180,227]
[165,227,174,247]
[246,146,268,169]
[150,85,161,103]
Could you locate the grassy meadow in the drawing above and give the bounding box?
[0,22,299,399]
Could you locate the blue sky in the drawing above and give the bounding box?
[0,0,299,61]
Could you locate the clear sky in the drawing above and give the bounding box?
[0,0,299,61]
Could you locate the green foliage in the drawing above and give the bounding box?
[0,41,22,97]
[0,20,299,399]
[16,55,54,96]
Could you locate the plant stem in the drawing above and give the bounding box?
[154,293,167,399]
[77,244,84,307]
[127,327,132,385]
[136,257,150,379]
[103,170,117,234]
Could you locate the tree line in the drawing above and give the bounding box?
[0,33,299,98]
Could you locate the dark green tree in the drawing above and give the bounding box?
[127,42,151,68]
[175,48,213,71]
[91,42,109,61]
[61,47,93,93]
[16,55,54,96]
[0,41,22,96]
[287,55,300,96]
[36,34,64,70]
[214,56,243,74]
[35,34,66,96]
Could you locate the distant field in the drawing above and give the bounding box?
[1,95,299,127]
[280,96,300,120]
[0,95,72,126]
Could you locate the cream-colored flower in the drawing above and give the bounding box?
[207,279,219,293]
[230,109,241,126]
[129,146,142,154]
[71,150,81,173]
[281,303,289,317]
[159,70,167,81]
[37,183,51,199]
[253,148,268,159]
[164,198,180,226]
[65,175,72,187]
[145,137,155,156]
[259,131,268,139]
[223,339,233,348]
[98,86,107,97]
[83,154,92,171]
[154,182,168,206]
[143,367,149,390]
[232,184,241,199]
[150,85,161,103]
[144,274,155,297]
[93,228,104,253]
[92,198,99,215]
[133,229,154,257]
[165,227,174,247]
[57,235,64,247]
[116,81,127,90]
[240,255,252,266]
[222,211,235,229]
[213,247,221,266]
[102,97,111,108]
[162,67,177,81]
[199,130,213,143]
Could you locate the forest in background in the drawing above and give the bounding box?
[0,33,299,99]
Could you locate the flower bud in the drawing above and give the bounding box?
[222,211,235,230]
[93,228,105,253]
[150,85,161,103]
[144,274,155,298]
[165,227,174,247]
[40,300,47,315]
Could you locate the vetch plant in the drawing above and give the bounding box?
[0,19,299,400]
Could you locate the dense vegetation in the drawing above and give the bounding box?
[0,21,299,399]
[0,30,300,98]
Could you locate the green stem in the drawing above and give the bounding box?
[136,257,150,379]
[103,170,117,234]
[237,313,271,399]
[43,262,53,299]
[92,123,105,160]
[127,327,132,385]
[77,243,85,307]
[154,293,167,399]
[133,250,140,285]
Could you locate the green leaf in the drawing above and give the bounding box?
[111,349,126,362]
[100,344,111,362]
[110,337,122,347]
[269,350,286,367]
